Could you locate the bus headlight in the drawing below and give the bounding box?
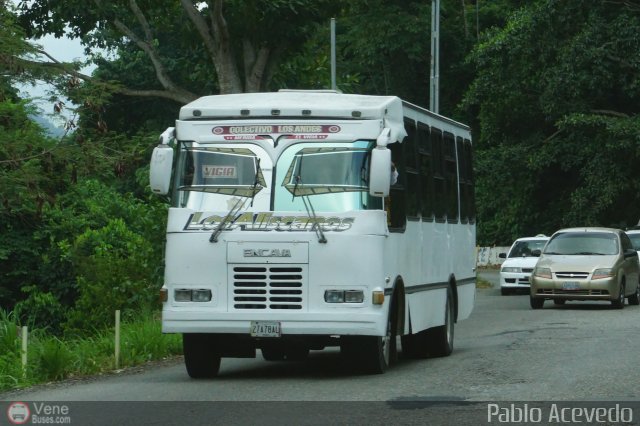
[344,290,364,303]
[175,289,192,302]
[324,290,344,303]
[174,289,212,302]
[324,290,364,303]
[192,289,212,302]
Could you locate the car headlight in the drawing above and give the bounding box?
[502,267,522,273]
[533,267,552,279]
[592,268,613,280]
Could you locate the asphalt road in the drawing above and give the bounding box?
[3,269,640,425]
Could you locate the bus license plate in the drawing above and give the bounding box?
[562,281,580,290]
[250,321,281,337]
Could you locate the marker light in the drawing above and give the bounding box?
[372,291,385,305]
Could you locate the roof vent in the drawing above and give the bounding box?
[241,109,250,116]
[302,110,311,116]
[352,111,362,118]
[192,109,202,117]
[271,109,281,116]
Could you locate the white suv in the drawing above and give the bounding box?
[499,235,549,295]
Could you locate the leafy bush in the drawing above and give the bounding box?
[13,286,66,335]
[63,218,157,334]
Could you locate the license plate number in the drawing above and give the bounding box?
[562,281,580,290]
[250,321,281,337]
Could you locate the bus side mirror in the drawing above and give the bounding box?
[150,128,175,195]
[150,145,174,195]
[369,146,391,197]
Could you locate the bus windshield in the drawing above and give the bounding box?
[274,141,381,212]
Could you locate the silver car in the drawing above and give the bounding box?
[530,227,640,309]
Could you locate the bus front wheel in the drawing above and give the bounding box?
[183,333,221,378]
[342,307,397,374]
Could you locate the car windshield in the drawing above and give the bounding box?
[544,232,619,255]
[508,239,548,257]
[628,233,640,251]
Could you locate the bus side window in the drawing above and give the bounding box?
[431,128,446,222]
[444,132,459,223]
[404,118,420,221]
[387,140,406,231]
[418,121,433,221]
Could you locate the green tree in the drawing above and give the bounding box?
[464,0,640,245]
[16,0,343,102]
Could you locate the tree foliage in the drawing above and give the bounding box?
[16,0,343,103]
[465,0,640,245]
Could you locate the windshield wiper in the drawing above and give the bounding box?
[210,159,262,243]
[293,153,327,244]
[250,158,261,208]
[210,197,246,243]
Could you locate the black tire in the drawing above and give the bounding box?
[500,288,509,296]
[261,346,286,361]
[183,333,221,378]
[530,296,544,309]
[424,286,455,358]
[553,299,566,306]
[628,284,640,306]
[401,332,427,359]
[612,282,625,309]
[343,300,397,374]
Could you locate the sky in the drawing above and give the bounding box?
[18,34,98,130]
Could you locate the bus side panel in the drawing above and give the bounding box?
[456,282,475,321]
[406,287,447,333]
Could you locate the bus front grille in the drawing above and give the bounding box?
[231,265,306,310]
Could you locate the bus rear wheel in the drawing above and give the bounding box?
[183,333,221,378]
[424,286,455,358]
[401,329,429,359]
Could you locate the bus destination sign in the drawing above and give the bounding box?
[212,124,341,140]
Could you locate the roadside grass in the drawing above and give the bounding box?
[476,277,494,289]
[0,310,182,393]
[476,271,495,289]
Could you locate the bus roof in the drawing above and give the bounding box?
[179,91,408,143]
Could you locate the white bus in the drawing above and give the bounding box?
[150,90,476,377]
